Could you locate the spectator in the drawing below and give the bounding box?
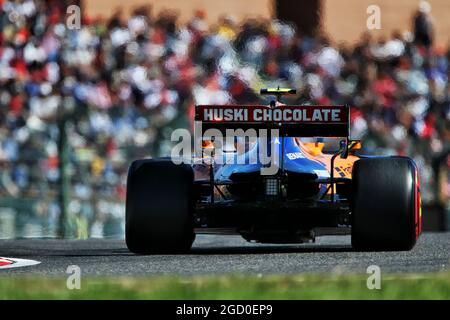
[413,1,434,49]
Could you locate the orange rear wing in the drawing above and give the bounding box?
[195,105,350,138]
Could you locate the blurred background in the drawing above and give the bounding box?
[0,0,448,239]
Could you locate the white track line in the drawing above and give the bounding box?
[0,257,41,269]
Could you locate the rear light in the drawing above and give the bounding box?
[264,178,280,196]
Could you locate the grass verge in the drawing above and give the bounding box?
[1,271,449,299]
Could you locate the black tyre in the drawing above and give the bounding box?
[351,157,421,250]
[126,159,195,254]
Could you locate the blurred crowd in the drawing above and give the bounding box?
[0,0,449,237]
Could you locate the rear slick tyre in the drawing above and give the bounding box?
[125,159,195,254]
[351,157,421,251]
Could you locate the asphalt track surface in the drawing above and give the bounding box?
[0,233,449,276]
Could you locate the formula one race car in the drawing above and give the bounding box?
[125,88,422,254]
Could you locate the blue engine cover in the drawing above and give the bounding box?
[214,137,330,182]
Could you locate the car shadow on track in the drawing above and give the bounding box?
[188,245,354,255]
[0,239,355,257]
[1,245,355,258]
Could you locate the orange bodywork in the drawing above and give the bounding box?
[296,139,359,179]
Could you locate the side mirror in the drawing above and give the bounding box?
[340,139,349,159]
[348,140,362,154]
